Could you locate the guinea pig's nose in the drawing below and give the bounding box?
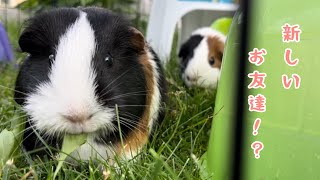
[63,113,93,123]
[186,75,198,82]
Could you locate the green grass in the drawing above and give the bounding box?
[0,22,217,180]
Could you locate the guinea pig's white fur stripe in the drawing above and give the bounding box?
[24,12,115,136]
[192,27,226,43]
[184,37,221,88]
[50,12,96,107]
[146,50,161,132]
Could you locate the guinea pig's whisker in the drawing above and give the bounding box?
[0,114,28,126]
[99,81,124,98]
[113,104,172,113]
[98,64,142,98]
[21,129,48,146]
[120,117,143,126]
[112,90,149,97]
[118,117,139,127]
[98,65,145,98]
[118,120,148,142]
[105,91,149,101]
[118,120,143,135]
[119,117,141,126]
[0,85,29,96]
[8,97,25,100]
[113,55,141,60]
[23,121,52,141]
[113,105,150,108]
[17,125,42,145]
[47,126,59,138]
[28,73,42,84]
[106,124,117,134]
[98,123,116,135]
[105,54,138,61]
[118,121,135,132]
[100,80,149,100]
[2,120,28,131]
[52,124,68,138]
[122,112,142,121]
[40,130,56,145]
[103,65,138,90]
[119,117,148,132]
[1,96,20,100]
[14,125,36,137]
[9,124,41,158]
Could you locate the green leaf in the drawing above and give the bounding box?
[0,129,15,166]
[199,152,211,180]
[0,114,25,167]
[53,133,87,179]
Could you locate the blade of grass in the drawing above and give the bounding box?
[115,104,124,150]
[158,108,184,154]
[149,148,178,180]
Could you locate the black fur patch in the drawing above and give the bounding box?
[178,35,204,74]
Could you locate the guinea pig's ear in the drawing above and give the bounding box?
[178,42,189,61]
[178,35,204,61]
[129,27,146,53]
[18,28,48,55]
[207,36,225,61]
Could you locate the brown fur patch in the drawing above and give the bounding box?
[207,36,225,69]
[115,30,154,158]
[130,27,145,53]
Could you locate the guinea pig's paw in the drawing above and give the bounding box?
[114,143,143,163]
[99,149,142,177]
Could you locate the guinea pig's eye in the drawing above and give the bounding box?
[104,53,114,67]
[209,57,215,65]
[49,54,55,61]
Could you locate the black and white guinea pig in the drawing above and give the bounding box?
[14,7,167,161]
[178,27,226,88]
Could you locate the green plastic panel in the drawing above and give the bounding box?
[207,1,320,179]
[206,9,241,179]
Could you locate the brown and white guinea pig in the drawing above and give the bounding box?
[14,7,167,161]
[178,27,226,88]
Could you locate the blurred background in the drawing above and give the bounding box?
[0,0,238,63]
[0,0,153,62]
